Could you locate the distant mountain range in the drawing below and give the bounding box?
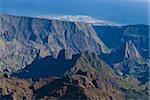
[0,14,149,100]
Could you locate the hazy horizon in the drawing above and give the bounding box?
[0,0,149,24]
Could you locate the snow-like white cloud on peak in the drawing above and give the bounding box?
[37,15,121,26]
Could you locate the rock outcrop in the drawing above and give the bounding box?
[125,40,141,60]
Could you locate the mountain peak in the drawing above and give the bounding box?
[125,40,141,60]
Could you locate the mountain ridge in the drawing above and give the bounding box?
[0,14,110,73]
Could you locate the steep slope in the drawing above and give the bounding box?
[125,40,142,60]
[65,51,148,100]
[94,25,149,59]
[101,40,149,83]
[94,24,149,83]
[0,14,110,73]
[12,50,80,78]
[1,51,148,100]
[122,41,149,83]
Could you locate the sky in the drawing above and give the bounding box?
[0,0,149,24]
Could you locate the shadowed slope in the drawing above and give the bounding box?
[12,50,80,78]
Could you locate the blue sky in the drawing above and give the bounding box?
[0,0,149,24]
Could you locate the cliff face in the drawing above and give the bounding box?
[94,25,149,83]
[0,14,110,72]
[94,25,149,59]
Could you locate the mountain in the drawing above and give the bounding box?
[101,40,149,83]
[94,25,149,59]
[125,40,141,60]
[0,14,110,73]
[65,51,148,99]
[0,14,149,99]
[94,25,149,83]
[0,51,148,100]
[122,41,149,83]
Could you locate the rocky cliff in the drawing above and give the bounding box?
[94,25,149,58]
[0,14,110,73]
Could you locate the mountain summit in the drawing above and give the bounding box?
[125,40,141,60]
